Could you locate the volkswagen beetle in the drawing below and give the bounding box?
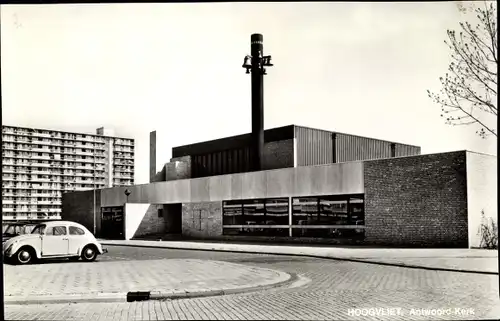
[3,221,108,265]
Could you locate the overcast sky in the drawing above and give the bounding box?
[1,2,497,184]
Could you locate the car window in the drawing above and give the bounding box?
[69,226,85,235]
[45,226,67,236]
[31,225,46,235]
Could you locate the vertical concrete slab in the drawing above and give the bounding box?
[190,178,210,203]
[181,201,222,238]
[124,203,150,240]
[466,152,497,248]
[172,179,191,203]
[293,166,312,197]
[266,167,295,198]
[241,171,267,199]
[150,131,156,183]
[209,175,232,201]
[340,162,364,193]
[230,173,243,200]
[310,165,329,195]
[147,182,170,204]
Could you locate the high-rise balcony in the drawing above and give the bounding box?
[32,139,51,145]
[32,162,51,167]
[37,200,60,205]
[31,155,51,161]
[75,165,94,170]
[75,172,94,177]
[34,132,52,138]
[2,127,15,134]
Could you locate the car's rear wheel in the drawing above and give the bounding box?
[81,245,98,262]
[15,247,35,265]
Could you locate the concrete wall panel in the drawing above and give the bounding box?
[466,152,497,248]
[77,162,365,208]
[241,171,267,199]
[208,175,232,201]
[124,203,151,240]
[230,174,243,199]
[266,168,295,198]
[294,166,313,196]
[190,178,210,203]
[182,201,223,238]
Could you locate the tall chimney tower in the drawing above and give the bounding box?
[149,130,157,182]
[251,34,265,171]
[242,34,273,171]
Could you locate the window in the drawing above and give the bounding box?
[31,224,46,235]
[158,209,164,218]
[292,197,318,225]
[69,226,85,235]
[222,198,289,236]
[45,226,67,236]
[291,194,365,239]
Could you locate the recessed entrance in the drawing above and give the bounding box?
[101,206,125,240]
[164,203,182,235]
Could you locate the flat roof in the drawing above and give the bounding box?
[172,124,420,158]
[2,124,134,141]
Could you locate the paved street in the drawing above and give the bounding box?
[5,245,500,320]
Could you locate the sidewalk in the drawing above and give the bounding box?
[4,258,291,304]
[100,239,499,274]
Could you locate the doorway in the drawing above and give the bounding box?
[101,206,125,240]
[164,203,182,234]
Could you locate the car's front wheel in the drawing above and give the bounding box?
[81,245,98,262]
[15,247,35,265]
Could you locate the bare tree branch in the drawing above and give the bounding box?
[428,1,497,138]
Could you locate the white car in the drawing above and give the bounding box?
[3,221,108,265]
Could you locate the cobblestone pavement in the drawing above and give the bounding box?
[100,239,499,273]
[361,257,497,273]
[5,246,500,320]
[4,258,287,297]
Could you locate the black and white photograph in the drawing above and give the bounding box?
[1,1,498,320]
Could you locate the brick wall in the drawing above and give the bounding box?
[364,151,468,247]
[166,156,192,181]
[61,190,101,235]
[132,204,167,238]
[263,139,295,170]
[182,201,222,238]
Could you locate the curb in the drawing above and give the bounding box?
[148,272,296,302]
[4,292,127,305]
[4,271,295,305]
[101,242,499,276]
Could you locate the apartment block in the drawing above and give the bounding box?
[2,125,135,222]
